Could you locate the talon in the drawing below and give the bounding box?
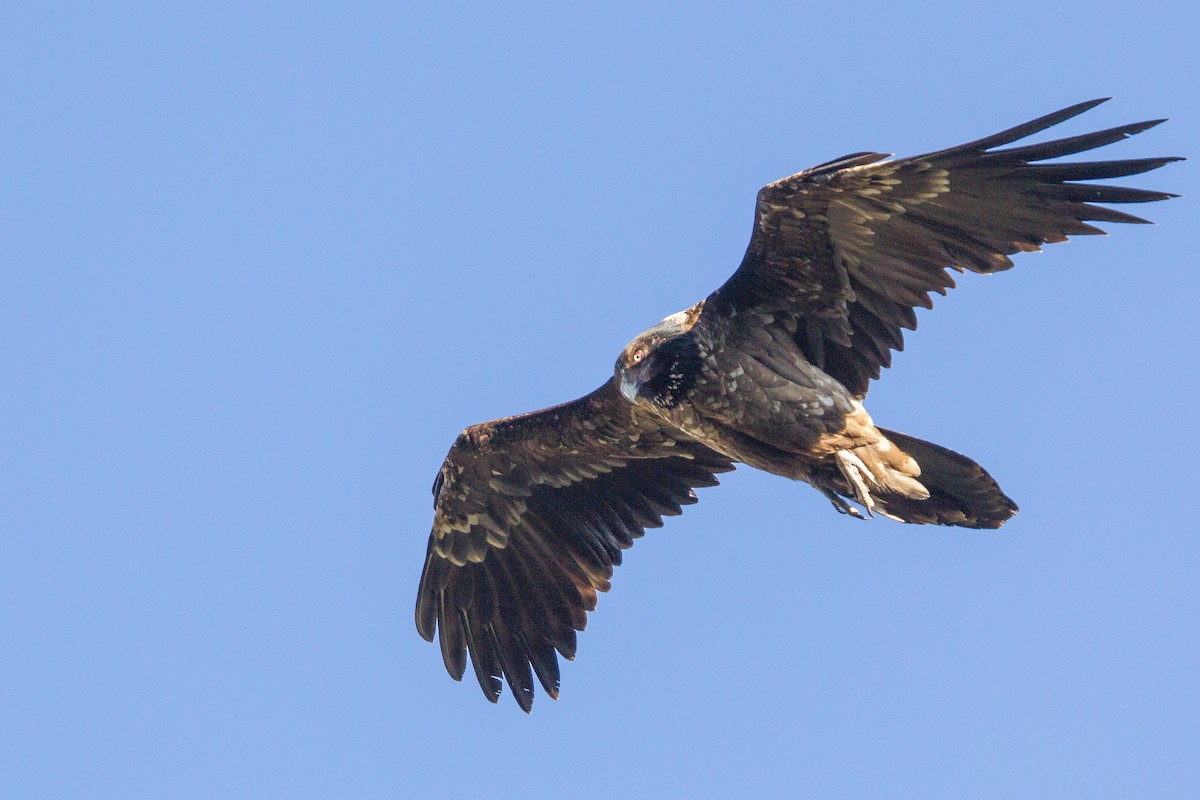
[819,486,866,519]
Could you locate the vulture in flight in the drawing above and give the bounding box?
[416,99,1180,711]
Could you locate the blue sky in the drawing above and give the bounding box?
[2,3,1196,798]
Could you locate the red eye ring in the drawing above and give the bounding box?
[632,349,644,362]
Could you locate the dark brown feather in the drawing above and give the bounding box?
[707,98,1182,397]
[416,381,734,710]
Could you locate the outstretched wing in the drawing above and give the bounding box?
[415,380,734,711]
[707,98,1182,397]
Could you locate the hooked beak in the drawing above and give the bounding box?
[619,369,641,403]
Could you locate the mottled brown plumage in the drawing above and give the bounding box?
[417,99,1180,710]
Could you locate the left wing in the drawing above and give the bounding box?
[707,98,1181,397]
[416,381,734,711]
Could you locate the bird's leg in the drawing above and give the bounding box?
[834,450,876,516]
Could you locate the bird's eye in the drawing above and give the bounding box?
[632,348,644,363]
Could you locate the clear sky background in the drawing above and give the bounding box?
[2,3,1196,798]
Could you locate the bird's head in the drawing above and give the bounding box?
[614,310,701,410]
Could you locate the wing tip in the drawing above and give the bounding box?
[1074,96,1112,113]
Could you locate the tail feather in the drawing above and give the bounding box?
[871,428,1018,529]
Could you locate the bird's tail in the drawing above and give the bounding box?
[865,428,1018,529]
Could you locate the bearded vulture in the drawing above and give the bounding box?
[415,99,1181,710]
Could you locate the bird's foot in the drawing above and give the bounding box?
[819,486,867,519]
[834,450,877,516]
